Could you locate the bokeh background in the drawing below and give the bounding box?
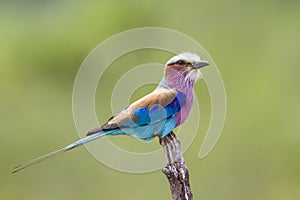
[1,0,300,199]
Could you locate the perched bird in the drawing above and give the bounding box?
[13,52,209,173]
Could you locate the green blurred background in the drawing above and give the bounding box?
[1,0,300,199]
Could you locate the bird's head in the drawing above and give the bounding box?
[165,52,209,81]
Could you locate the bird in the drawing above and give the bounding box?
[12,52,209,173]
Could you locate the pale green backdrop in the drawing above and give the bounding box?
[1,0,299,199]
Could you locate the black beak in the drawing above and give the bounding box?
[192,60,209,69]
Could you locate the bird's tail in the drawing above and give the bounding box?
[12,131,108,173]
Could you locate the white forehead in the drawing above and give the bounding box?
[166,52,201,65]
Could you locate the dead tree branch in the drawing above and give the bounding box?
[160,131,193,200]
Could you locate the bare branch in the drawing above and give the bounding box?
[160,131,193,200]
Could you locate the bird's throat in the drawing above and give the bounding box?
[162,67,195,92]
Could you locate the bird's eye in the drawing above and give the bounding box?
[176,60,186,65]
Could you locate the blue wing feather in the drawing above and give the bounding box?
[87,89,186,141]
[131,91,186,127]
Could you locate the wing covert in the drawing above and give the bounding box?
[86,88,186,136]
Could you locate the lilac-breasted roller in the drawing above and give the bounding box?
[13,52,209,173]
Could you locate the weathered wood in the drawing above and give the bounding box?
[160,131,193,200]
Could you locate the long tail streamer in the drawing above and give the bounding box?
[12,131,107,173]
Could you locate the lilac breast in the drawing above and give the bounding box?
[164,71,196,127]
[175,90,194,126]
